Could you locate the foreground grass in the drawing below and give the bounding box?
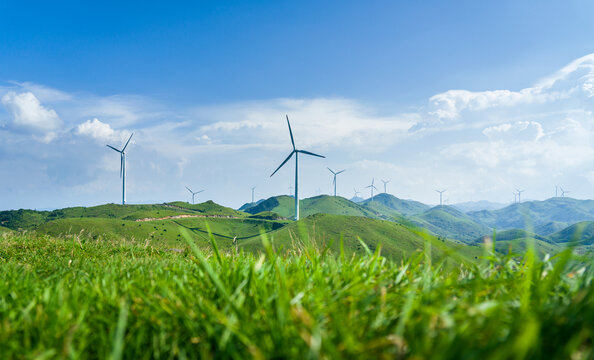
[0,232,593,359]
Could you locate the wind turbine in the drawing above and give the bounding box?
[353,188,361,198]
[365,178,379,201]
[381,179,390,194]
[435,189,446,207]
[251,187,256,204]
[270,115,325,221]
[555,185,559,198]
[516,189,525,203]
[327,167,345,197]
[513,191,518,204]
[185,186,204,205]
[560,187,570,198]
[106,133,133,205]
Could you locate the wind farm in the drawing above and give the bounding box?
[3,2,594,359]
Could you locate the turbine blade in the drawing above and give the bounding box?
[270,151,295,177]
[106,144,121,152]
[336,169,345,175]
[286,115,296,151]
[197,190,205,194]
[327,167,335,174]
[186,186,193,194]
[298,150,325,158]
[122,133,134,152]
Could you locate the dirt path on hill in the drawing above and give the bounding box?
[135,214,242,222]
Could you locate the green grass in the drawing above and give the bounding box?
[1,231,593,359]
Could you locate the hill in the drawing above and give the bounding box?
[549,221,594,245]
[411,206,491,243]
[240,213,482,263]
[473,229,560,258]
[238,198,265,211]
[241,195,381,219]
[467,197,594,234]
[360,193,430,216]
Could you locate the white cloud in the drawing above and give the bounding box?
[75,118,129,143]
[482,121,545,141]
[1,92,63,140]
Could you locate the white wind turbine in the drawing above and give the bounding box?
[251,187,256,203]
[353,188,361,198]
[560,187,570,198]
[516,188,525,203]
[186,186,204,205]
[106,133,133,205]
[435,189,446,207]
[270,115,325,221]
[365,178,379,201]
[327,167,345,197]
[381,179,390,194]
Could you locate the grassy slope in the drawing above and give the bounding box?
[241,213,483,264]
[410,206,491,243]
[494,239,561,259]
[1,233,592,359]
[549,221,594,245]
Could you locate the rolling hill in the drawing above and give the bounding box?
[411,206,492,243]
[549,221,594,245]
[240,195,382,219]
[360,193,430,216]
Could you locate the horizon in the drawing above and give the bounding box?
[2,1,594,210]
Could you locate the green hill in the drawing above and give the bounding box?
[494,240,561,259]
[467,197,594,234]
[534,221,569,236]
[240,213,482,263]
[360,193,430,216]
[549,221,594,245]
[242,195,381,219]
[411,206,492,243]
[0,225,12,234]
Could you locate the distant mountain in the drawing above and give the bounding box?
[473,228,552,244]
[360,193,430,216]
[241,195,381,219]
[350,196,365,203]
[410,206,491,243]
[453,200,507,213]
[467,197,594,234]
[534,221,570,236]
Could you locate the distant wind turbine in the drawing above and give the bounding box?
[106,133,133,205]
[270,115,325,221]
[516,189,525,203]
[365,178,379,201]
[381,179,390,194]
[327,167,345,197]
[435,189,446,207]
[251,187,256,204]
[353,188,361,198]
[185,186,204,205]
[513,191,518,204]
[560,187,570,198]
[555,185,559,198]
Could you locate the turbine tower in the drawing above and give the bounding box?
[365,178,378,201]
[327,167,345,197]
[555,185,559,198]
[516,189,525,203]
[270,115,325,221]
[435,189,446,207]
[106,133,133,205]
[381,179,390,194]
[513,191,518,204]
[185,186,204,205]
[251,187,256,204]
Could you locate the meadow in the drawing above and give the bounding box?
[1,228,593,359]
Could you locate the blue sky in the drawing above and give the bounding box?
[2,1,594,210]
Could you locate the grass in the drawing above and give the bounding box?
[1,229,593,359]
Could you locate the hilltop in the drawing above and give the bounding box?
[360,193,430,216]
[411,206,491,243]
[240,195,381,219]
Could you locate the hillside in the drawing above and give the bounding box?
[240,213,482,263]
[467,197,594,233]
[549,221,594,245]
[453,200,507,212]
[241,195,381,219]
[411,206,492,243]
[360,193,430,216]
